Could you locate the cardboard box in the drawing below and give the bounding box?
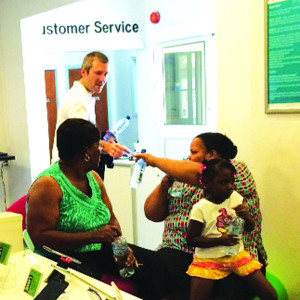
[0,212,23,253]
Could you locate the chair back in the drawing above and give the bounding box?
[7,195,27,231]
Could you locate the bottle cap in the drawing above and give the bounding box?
[126,116,131,120]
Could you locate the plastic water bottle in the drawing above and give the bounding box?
[225,216,245,256]
[104,116,130,141]
[168,181,184,198]
[130,149,146,189]
[111,236,135,278]
[228,216,244,236]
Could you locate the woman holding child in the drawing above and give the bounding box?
[136,132,269,299]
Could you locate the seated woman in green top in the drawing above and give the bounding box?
[26,118,167,300]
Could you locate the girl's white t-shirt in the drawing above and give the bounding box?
[189,191,244,258]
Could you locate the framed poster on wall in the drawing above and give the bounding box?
[266,0,300,113]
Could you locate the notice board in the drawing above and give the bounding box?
[266,0,300,113]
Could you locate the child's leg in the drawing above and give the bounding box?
[190,277,214,300]
[242,269,277,300]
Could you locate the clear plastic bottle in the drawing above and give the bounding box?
[225,216,245,256]
[228,216,244,236]
[111,236,135,278]
[168,181,184,198]
[130,149,146,189]
[104,116,130,141]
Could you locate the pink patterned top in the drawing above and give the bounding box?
[162,160,267,265]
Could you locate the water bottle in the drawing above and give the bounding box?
[130,149,146,189]
[225,216,245,256]
[168,181,184,198]
[104,116,130,141]
[111,236,135,278]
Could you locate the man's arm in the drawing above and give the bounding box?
[100,140,129,159]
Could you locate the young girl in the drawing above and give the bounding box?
[186,159,277,300]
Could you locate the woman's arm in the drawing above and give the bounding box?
[144,175,173,222]
[27,176,120,252]
[186,220,239,248]
[134,153,202,186]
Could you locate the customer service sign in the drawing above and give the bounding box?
[21,0,145,51]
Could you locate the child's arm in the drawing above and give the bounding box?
[234,204,255,232]
[186,219,239,248]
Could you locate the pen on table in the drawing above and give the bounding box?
[43,245,82,265]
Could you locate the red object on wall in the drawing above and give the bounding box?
[150,11,160,24]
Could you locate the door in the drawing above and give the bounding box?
[68,68,109,132]
[44,70,57,162]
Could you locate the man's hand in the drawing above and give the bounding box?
[101,140,130,159]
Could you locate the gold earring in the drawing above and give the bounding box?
[84,154,91,162]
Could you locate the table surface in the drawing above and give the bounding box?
[0,251,141,300]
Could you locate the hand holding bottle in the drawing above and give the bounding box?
[112,236,136,278]
[130,149,147,189]
[233,204,255,232]
[133,153,156,167]
[104,116,130,141]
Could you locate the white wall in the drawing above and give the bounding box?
[138,0,217,157]
[0,0,78,209]
[216,0,300,298]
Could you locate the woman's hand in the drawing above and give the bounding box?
[126,247,139,268]
[133,153,156,167]
[94,225,121,243]
[161,175,174,190]
[114,246,139,268]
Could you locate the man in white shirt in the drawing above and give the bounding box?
[52,51,128,163]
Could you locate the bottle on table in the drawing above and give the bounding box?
[130,149,146,189]
[111,236,135,278]
[104,116,131,141]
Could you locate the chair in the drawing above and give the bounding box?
[253,272,288,300]
[6,195,27,231]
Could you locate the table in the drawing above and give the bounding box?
[0,250,141,300]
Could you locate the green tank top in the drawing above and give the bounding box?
[35,162,111,253]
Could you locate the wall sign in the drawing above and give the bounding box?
[266,0,300,113]
[42,21,139,35]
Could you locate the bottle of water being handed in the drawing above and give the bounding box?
[225,216,245,256]
[111,236,135,278]
[130,149,146,189]
[104,115,131,141]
